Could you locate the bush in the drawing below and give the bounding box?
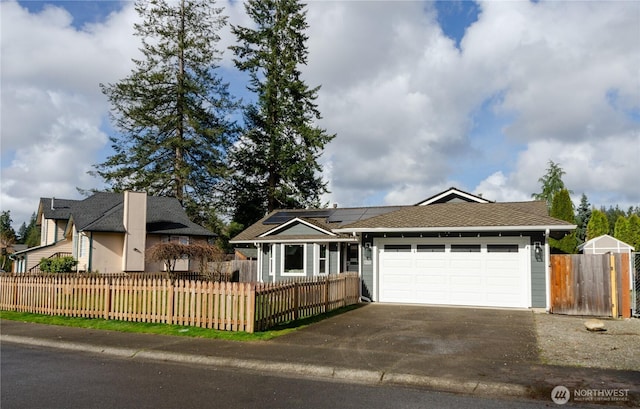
[39,256,78,273]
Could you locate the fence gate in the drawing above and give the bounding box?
[633,253,640,317]
[550,254,631,317]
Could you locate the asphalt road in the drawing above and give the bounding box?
[1,343,596,409]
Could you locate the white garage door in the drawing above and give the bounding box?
[377,238,530,308]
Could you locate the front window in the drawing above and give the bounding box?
[317,244,328,275]
[283,244,305,275]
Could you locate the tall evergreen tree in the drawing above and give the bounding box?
[94,0,238,225]
[549,189,577,254]
[0,211,16,271]
[532,160,572,210]
[574,193,591,243]
[602,205,625,236]
[229,0,335,226]
[586,209,609,240]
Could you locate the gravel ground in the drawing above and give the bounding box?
[534,313,640,371]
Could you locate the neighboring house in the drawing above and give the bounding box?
[231,187,576,310]
[12,191,215,274]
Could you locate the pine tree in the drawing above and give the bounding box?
[586,209,609,240]
[0,211,16,271]
[549,189,577,253]
[532,160,572,210]
[574,193,591,243]
[95,0,239,224]
[602,205,625,236]
[229,0,335,225]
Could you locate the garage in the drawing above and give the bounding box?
[376,238,530,308]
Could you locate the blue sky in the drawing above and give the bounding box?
[2,0,639,228]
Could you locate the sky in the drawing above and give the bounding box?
[1,0,639,230]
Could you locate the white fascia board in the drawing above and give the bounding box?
[332,225,577,234]
[258,217,336,238]
[417,188,490,205]
[231,237,358,245]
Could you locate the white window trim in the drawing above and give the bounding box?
[315,243,329,276]
[281,243,307,276]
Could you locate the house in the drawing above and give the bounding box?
[230,187,576,310]
[12,191,215,274]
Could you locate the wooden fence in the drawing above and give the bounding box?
[253,274,361,331]
[550,253,631,318]
[0,273,360,333]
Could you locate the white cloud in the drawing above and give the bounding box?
[1,0,639,229]
[0,1,140,227]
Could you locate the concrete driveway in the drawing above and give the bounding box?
[271,303,539,379]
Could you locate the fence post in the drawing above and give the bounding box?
[293,281,299,321]
[324,276,329,313]
[610,253,618,318]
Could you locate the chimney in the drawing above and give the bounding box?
[333,203,338,208]
[51,197,55,210]
[122,191,147,272]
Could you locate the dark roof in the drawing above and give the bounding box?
[232,200,575,242]
[44,192,214,237]
[334,201,574,231]
[39,198,81,222]
[230,206,401,243]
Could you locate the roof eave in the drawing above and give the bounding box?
[230,237,359,244]
[332,225,577,234]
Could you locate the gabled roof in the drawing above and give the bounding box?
[416,187,491,206]
[333,201,575,233]
[38,198,80,224]
[45,192,214,237]
[230,188,576,243]
[578,234,635,252]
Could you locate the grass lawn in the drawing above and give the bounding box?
[0,304,361,341]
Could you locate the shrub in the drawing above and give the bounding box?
[39,256,78,273]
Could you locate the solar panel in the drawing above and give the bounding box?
[263,209,335,224]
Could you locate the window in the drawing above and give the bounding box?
[283,244,305,275]
[268,244,274,276]
[487,244,519,253]
[384,244,411,252]
[317,244,328,275]
[450,244,481,253]
[417,244,445,252]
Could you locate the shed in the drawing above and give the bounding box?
[578,234,635,255]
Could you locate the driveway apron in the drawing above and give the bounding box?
[270,304,539,379]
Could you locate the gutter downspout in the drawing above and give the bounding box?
[544,229,551,312]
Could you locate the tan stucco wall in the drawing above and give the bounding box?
[89,232,124,274]
[144,235,165,272]
[122,191,147,271]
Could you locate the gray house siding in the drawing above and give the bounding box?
[529,233,546,308]
[272,223,326,236]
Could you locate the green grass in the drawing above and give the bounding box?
[0,304,361,341]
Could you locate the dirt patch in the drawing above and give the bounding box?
[535,313,640,371]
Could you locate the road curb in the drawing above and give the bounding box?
[1,334,528,398]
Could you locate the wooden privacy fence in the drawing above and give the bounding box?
[0,273,360,333]
[550,253,631,318]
